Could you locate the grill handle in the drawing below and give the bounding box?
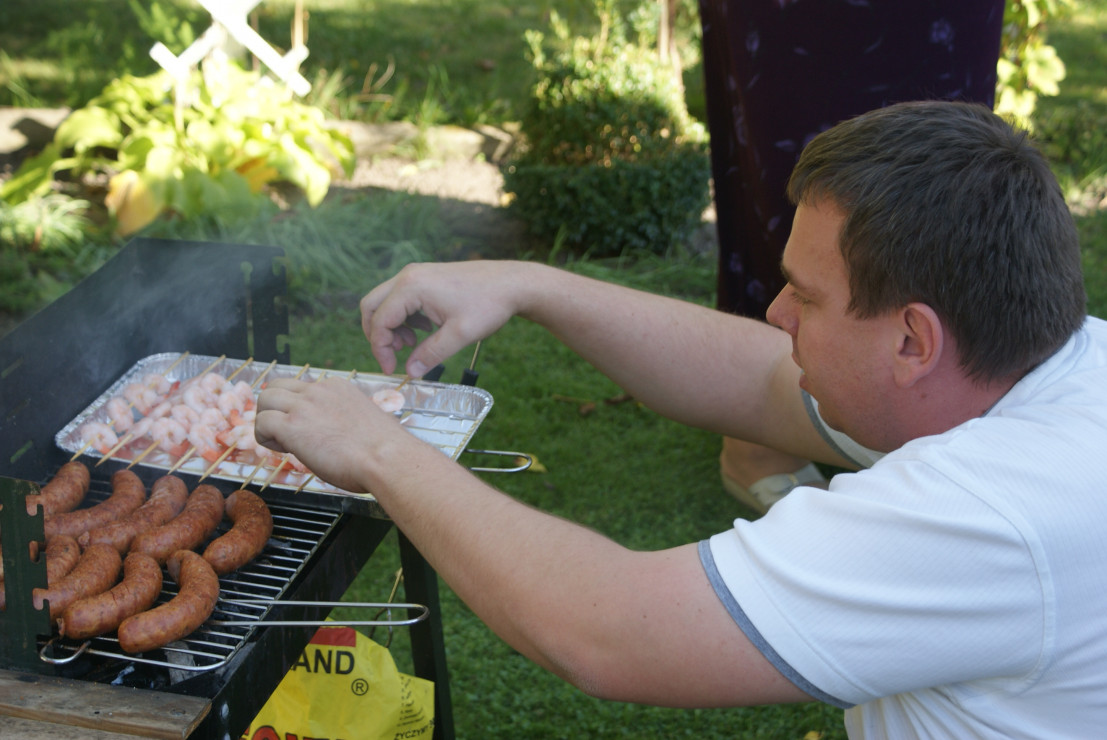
[210,599,429,627]
[37,600,430,666]
[463,449,533,473]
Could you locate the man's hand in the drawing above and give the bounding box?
[254,377,414,494]
[360,261,537,378]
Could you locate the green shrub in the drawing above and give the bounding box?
[503,1,710,256]
[996,0,1071,130]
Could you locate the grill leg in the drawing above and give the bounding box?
[399,530,455,740]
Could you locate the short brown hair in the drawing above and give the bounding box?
[787,100,1085,382]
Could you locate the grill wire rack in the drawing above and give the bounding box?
[35,497,426,673]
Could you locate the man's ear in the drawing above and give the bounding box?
[893,303,945,388]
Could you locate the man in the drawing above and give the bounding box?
[256,102,1103,737]
[698,0,1006,512]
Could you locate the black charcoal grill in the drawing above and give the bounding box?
[0,238,455,739]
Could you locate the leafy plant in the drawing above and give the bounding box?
[504,0,710,256]
[0,58,354,237]
[996,0,1071,129]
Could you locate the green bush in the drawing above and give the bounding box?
[996,0,1071,130]
[503,1,710,256]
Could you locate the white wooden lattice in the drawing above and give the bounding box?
[149,0,311,97]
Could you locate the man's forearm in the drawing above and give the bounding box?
[515,264,799,438]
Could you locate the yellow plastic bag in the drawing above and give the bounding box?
[240,624,435,740]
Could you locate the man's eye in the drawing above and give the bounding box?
[790,289,810,306]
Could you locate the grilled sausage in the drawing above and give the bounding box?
[79,475,189,553]
[25,461,90,518]
[58,552,163,640]
[202,490,273,575]
[32,544,123,621]
[44,535,82,583]
[0,535,83,611]
[129,485,225,565]
[117,550,219,653]
[44,470,146,540]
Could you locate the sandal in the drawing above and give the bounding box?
[722,462,827,515]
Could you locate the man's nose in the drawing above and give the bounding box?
[765,290,795,335]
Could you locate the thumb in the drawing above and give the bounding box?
[405,322,471,379]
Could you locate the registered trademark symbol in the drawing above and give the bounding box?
[351,678,370,696]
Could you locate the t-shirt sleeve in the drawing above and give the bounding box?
[700,455,1049,706]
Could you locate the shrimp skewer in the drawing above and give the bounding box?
[164,358,253,475]
[94,355,222,467]
[69,353,192,461]
[117,357,228,470]
[197,360,275,480]
[126,418,188,469]
[77,422,119,456]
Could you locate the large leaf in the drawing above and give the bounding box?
[53,106,124,153]
[105,169,163,237]
[0,144,73,204]
[274,132,332,206]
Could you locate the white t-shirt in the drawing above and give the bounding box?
[701,316,1107,739]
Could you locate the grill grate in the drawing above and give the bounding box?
[38,497,341,673]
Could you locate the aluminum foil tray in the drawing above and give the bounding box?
[56,353,493,500]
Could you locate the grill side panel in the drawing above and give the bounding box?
[0,238,289,481]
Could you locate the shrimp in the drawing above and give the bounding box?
[200,373,231,395]
[182,384,216,414]
[147,401,173,420]
[256,445,309,473]
[371,388,406,413]
[217,388,246,417]
[80,422,119,455]
[149,418,188,455]
[187,423,223,463]
[106,397,135,433]
[171,404,200,430]
[199,407,230,432]
[217,423,257,453]
[140,373,172,396]
[232,380,256,411]
[129,416,154,440]
[122,383,159,415]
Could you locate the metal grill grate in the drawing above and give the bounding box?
[39,500,341,673]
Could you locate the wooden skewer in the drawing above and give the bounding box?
[225,357,254,382]
[95,428,141,466]
[395,374,411,391]
[69,439,96,462]
[160,350,192,376]
[126,439,164,470]
[165,446,199,475]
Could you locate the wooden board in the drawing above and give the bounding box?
[0,669,210,739]
[0,716,151,740]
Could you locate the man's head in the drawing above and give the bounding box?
[785,100,1085,384]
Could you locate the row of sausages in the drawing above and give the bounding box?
[4,461,273,653]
